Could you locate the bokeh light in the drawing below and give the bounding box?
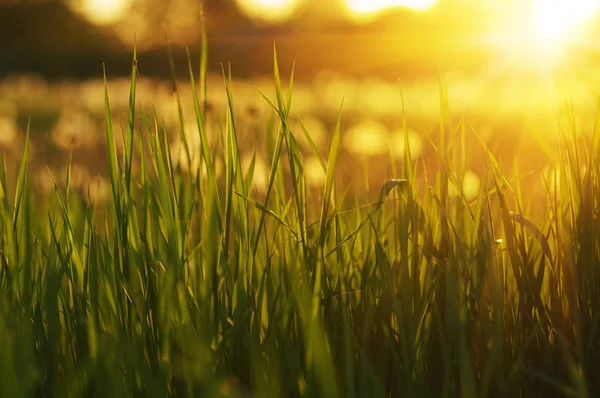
[290,116,327,150]
[304,157,327,186]
[170,121,221,179]
[242,154,269,192]
[343,120,389,156]
[235,0,303,22]
[51,109,98,150]
[390,129,423,160]
[0,116,18,149]
[75,0,132,25]
[448,171,481,200]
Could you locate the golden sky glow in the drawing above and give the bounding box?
[346,0,438,14]
[78,0,131,25]
[532,0,600,44]
[235,0,302,22]
[486,0,600,71]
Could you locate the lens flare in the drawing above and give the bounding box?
[236,0,302,22]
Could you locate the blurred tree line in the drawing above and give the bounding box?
[0,0,497,80]
[0,0,327,78]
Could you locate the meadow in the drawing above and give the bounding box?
[0,39,599,397]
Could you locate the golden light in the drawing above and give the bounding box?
[346,0,437,16]
[236,0,302,22]
[76,0,131,25]
[532,0,600,45]
[486,0,600,73]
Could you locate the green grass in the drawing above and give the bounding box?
[1,38,600,398]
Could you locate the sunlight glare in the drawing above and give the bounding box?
[533,0,600,45]
[79,0,131,25]
[236,0,302,22]
[346,0,437,15]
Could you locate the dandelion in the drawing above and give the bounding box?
[2,74,48,102]
[0,98,18,120]
[242,153,268,193]
[314,73,358,116]
[361,78,403,116]
[0,116,18,149]
[343,120,388,156]
[51,109,98,150]
[87,175,112,204]
[170,121,219,177]
[290,116,327,150]
[462,171,481,199]
[448,170,481,200]
[304,156,326,186]
[289,84,317,115]
[389,128,423,159]
[59,164,90,190]
[80,79,106,115]
[34,169,55,195]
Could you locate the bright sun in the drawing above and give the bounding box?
[532,0,600,45]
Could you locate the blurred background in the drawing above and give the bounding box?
[1,0,600,203]
[3,0,599,79]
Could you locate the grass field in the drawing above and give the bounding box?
[1,37,600,397]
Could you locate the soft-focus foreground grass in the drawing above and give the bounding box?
[1,39,600,397]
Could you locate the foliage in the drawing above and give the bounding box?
[1,37,600,398]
